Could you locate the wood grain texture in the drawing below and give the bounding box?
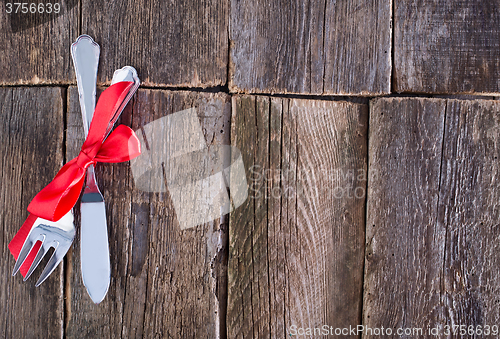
[395,1,500,94]
[0,87,65,338]
[81,0,228,88]
[0,1,79,85]
[228,95,367,337]
[65,87,127,338]
[439,99,500,330]
[65,87,230,338]
[364,98,447,336]
[229,0,391,95]
[364,98,500,337]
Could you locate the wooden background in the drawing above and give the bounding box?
[0,0,499,338]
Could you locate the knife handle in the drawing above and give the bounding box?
[71,35,100,138]
[103,66,140,139]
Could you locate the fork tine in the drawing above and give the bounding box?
[12,240,34,276]
[23,243,49,281]
[35,242,71,287]
[12,232,44,276]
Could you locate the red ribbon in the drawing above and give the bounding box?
[9,81,141,276]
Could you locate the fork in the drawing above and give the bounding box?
[12,211,75,286]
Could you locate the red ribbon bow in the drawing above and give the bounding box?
[9,81,141,276]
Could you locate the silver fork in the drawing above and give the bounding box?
[12,211,75,286]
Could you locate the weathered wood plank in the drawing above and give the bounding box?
[65,87,129,338]
[364,97,447,337]
[65,87,230,338]
[138,90,230,338]
[228,96,367,337]
[81,0,228,88]
[0,1,79,85]
[229,0,391,95]
[439,99,500,331]
[0,87,65,338]
[395,1,500,94]
[364,98,500,337]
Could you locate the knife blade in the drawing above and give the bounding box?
[80,192,110,303]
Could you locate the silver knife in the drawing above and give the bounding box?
[79,67,139,303]
[71,35,110,304]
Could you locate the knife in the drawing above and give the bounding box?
[71,35,110,304]
[79,66,139,303]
